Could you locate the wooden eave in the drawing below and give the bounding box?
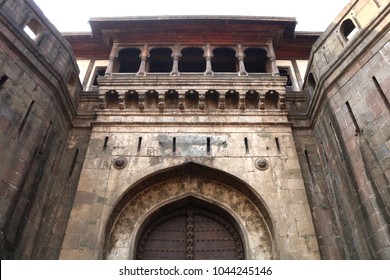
[64,16,320,60]
[89,16,297,46]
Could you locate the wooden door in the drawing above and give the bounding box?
[137,207,244,260]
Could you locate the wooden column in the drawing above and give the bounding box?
[105,42,119,76]
[237,45,248,76]
[266,40,279,75]
[170,44,181,76]
[204,44,214,75]
[137,44,149,76]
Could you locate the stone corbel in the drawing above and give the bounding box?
[237,45,248,76]
[99,96,107,109]
[138,92,145,110]
[218,94,226,110]
[137,44,149,76]
[239,92,246,110]
[98,89,108,109]
[278,95,286,109]
[158,93,165,111]
[178,91,185,110]
[278,92,286,109]
[170,44,181,76]
[198,93,206,110]
[259,95,266,110]
[204,44,214,75]
[117,90,126,110]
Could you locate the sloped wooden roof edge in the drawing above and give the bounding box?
[88,15,298,40]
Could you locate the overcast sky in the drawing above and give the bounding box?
[34,0,350,32]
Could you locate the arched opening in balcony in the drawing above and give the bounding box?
[145,90,159,109]
[185,90,199,109]
[118,48,141,73]
[212,48,237,72]
[165,90,179,109]
[205,90,219,109]
[125,90,139,109]
[148,48,172,73]
[225,90,239,109]
[245,91,259,109]
[106,90,119,109]
[179,48,205,73]
[244,48,267,73]
[264,90,278,109]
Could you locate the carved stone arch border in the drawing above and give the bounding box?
[101,162,276,260]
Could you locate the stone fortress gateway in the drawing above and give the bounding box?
[0,0,389,259]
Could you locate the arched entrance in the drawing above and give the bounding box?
[137,205,244,260]
[103,163,274,260]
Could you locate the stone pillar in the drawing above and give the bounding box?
[105,42,119,76]
[137,44,149,76]
[204,44,214,75]
[266,40,279,75]
[237,45,248,76]
[170,44,181,76]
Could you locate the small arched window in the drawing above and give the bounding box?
[24,18,42,41]
[340,19,358,41]
[212,48,237,72]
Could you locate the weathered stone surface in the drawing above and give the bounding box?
[1,0,388,260]
[0,0,81,259]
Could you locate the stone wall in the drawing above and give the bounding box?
[60,106,320,259]
[302,0,390,259]
[0,0,82,259]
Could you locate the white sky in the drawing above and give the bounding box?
[34,0,350,32]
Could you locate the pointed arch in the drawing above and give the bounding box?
[102,162,275,260]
